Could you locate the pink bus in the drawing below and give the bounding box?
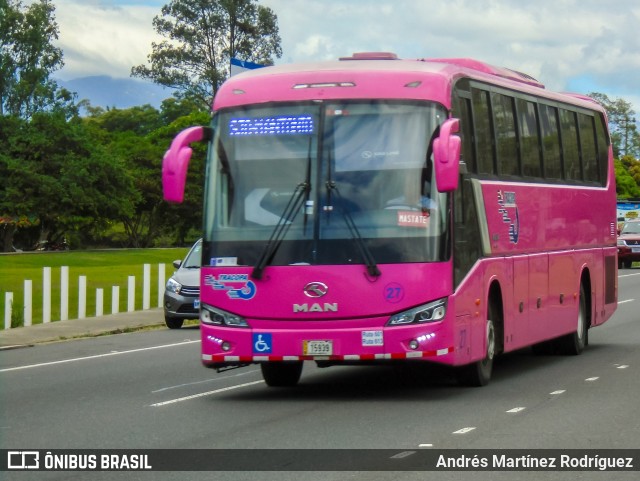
[162,52,618,387]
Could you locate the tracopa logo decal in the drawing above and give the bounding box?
[497,190,520,244]
[204,273,257,300]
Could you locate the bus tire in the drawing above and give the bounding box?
[557,283,588,355]
[164,316,184,329]
[457,315,496,387]
[261,361,303,387]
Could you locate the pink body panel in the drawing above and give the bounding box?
[200,263,459,365]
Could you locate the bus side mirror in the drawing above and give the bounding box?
[162,126,211,203]
[433,118,461,192]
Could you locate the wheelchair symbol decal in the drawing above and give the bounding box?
[253,333,272,353]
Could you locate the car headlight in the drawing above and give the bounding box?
[165,277,182,294]
[386,298,447,326]
[617,239,627,247]
[200,303,249,327]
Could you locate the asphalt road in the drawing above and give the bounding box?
[1,270,639,481]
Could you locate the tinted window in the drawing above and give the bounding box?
[492,93,519,176]
[578,113,598,182]
[472,89,494,174]
[596,114,609,184]
[457,96,476,174]
[539,104,562,179]
[517,99,541,177]
[560,109,581,180]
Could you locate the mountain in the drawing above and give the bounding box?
[56,75,175,110]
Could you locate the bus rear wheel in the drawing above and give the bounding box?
[457,316,496,387]
[261,361,303,387]
[557,283,588,355]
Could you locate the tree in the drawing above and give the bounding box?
[131,0,282,108]
[589,92,640,158]
[0,112,138,251]
[0,0,76,118]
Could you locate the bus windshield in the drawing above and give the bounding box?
[204,100,449,268]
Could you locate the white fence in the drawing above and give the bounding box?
[3,263,166,330]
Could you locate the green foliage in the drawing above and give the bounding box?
[589,92,639,158]
[0,0,76,118]
[131,0,282,108]
[615,156,640,199]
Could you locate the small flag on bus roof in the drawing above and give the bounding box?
[230,57,265,76]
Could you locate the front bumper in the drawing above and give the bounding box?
[200,320,456,366]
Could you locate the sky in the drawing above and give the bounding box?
[43,0,640,114]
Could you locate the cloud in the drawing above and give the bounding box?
[52,1,160,80]
[262,0,640,101]
[49,0,640,115]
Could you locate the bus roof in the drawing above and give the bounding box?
[213,53,603,114]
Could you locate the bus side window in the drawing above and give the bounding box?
[560,109,581,181]
[539,104,562,179]
[457,96,476,174]
[472,88,495,175]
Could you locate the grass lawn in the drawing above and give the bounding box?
[1,248,191,327]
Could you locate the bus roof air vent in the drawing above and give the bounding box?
[339,52,399,61]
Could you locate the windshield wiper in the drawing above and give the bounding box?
[251,181,309,280]
[326,181,381,278]
[251,138,314,280]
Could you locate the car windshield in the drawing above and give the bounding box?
[203,100,449,268]
[182,240,202,268]
[622,222,640,234]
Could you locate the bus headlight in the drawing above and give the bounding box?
[386,298,447,326]
[200,303,249,327]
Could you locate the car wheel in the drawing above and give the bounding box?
[165,316,184,329]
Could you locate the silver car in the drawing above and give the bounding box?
[163,239,201,329]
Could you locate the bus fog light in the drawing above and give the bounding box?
[221,341,231,351]
[409,339,420,350]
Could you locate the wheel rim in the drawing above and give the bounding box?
[481,320,495,367]
[576,293,585,342]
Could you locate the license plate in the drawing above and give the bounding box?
[303,340,333,356]
[194,299,200,309]
[632,247,640,253]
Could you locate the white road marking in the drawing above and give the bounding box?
[390,451,416,459]
[618,299,635,304]
[150,380,264,406]
[418,444,434,448]
[152,368,260,393]
[452,427,476,434]
[550,390,566,395]
[617,365,629,369]
[0,340,199,373]
[619,272,640,278]
[585,377,599,382]
[506,407,526,413]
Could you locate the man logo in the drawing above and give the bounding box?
[293,303,338,313]
[303,282,328,298]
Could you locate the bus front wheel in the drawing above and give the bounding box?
[260,361,303,387]
[457,316,496,387]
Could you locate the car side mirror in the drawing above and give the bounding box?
[433,118,461,192]
[173,260,182,269]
